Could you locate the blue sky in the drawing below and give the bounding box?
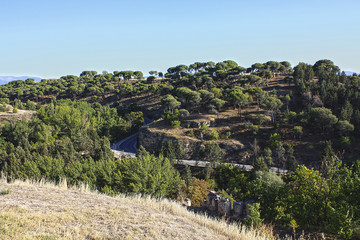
[0,0,359,78]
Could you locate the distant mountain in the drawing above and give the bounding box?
[0,76,42,85]
[344,71,357,76]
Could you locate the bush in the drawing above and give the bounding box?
[13,107,18,113]
[338,136,351,150]
[170,120,181,128]
[222,131,231,139]
[292,126,303,139]
[269,133,281,148]
[179,109,190,118]
[243,203,263,229]
[187,178,210,207]
[0,104,9,112]
[209,129,219,140]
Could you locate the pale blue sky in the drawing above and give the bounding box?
[0,0,359,78]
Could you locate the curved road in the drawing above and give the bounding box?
[111,117,153,155]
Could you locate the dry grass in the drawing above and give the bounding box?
[0,176,277,240]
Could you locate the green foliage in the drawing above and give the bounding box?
[119,152,180,198]
[336,120,354,136]
[0,104,9,112]
[221,131,231,139]
[338,136,351,150]
[243,203,263,229]
[214,164,249,200]
[161,94,181,112]
[163,109,181,128]
[209,129,219,140]
[292,126,303,139]
[253,156,268,172]
[269,133,281,148]
[310,107,338,132]
[202,141,223,166]
[227,88,251,118]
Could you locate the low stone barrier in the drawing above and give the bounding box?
[218,198,231,216]
[233,201,244,217]
[204,191,254,220]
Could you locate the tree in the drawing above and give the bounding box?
[198,90,214,104]
[161,94,181,113]
[313,59,340,76]
[120,71,134,82]
[285,144,297,171]
[210,98,226,111]
[340,100,353,121]
[203,141,223,168]
[253,156,268,172]
[119,151,180,198]
[247,74,262,86]
[210,87,223,98]
[280,61,291,73]
[176,87,201,107]
[265,61,281,77]
[167,65,188,80]
[274,142,286,168]
[228,88,251,119]
[133,71,143,79]
[263,95,283,124]
[186,178,210,207]
[247,87,265,110]
[309,107,338,132]
[149,70,158,77]
[336,120,354,136]
[251,63,264,72]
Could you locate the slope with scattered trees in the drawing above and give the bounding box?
[1,59,360,238]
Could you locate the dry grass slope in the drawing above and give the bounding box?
[0,176,276,240]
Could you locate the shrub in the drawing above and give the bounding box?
[338,136,351,150]
[187,178,210,207]
[209,129,219,140]
[0,104,9,112]
[269,133,281,148]
[170,120,181,128]
[179,109,190,118]
[222,131,231,139]
[292,126,303,139]
[243,203,263,229]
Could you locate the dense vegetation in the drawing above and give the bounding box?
[1,59,360,238]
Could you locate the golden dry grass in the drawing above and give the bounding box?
[0,177,277,240]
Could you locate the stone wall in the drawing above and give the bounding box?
[203,191,254,220]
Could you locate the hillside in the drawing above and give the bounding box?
[0,178,274,240]
[1,60,360,239]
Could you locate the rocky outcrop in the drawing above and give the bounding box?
[138,125,245,161]
[138,125,203,159]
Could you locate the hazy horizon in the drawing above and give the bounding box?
[1,0,359,78]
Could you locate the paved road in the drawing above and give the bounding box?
[111,117,153,154]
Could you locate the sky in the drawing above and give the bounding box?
[0,0,359,78]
